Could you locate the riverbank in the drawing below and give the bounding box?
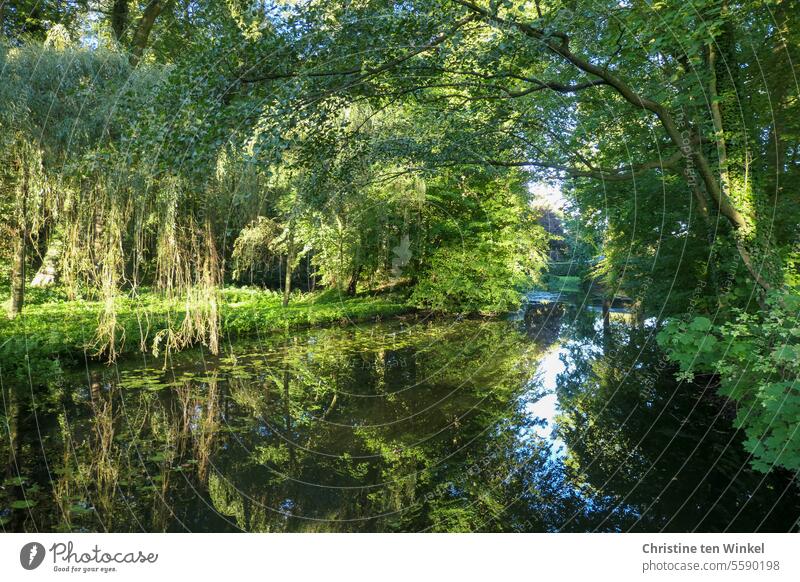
[0,287,413,377]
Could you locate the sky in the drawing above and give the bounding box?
[529,181,566,210]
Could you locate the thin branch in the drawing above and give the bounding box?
[404,149,684,181]
[450,0,750,233]
[240,15,477,84]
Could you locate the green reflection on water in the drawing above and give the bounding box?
[2,306,798,532]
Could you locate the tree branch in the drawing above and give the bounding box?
[406,150,684,182]
[240,15,477,85]
[130,0,174,66]
[450,0,760,284]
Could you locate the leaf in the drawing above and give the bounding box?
[689,317,712,332]
[698,335,718,353]
[69,504,94,515]
[772,345,799,363]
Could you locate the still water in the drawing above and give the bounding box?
[2,302,798,532]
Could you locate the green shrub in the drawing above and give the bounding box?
[411,240,539,314]
[657,291,800,473]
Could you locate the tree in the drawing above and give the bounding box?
[234,0,797,297]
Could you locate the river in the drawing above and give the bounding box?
[2,299,797,532]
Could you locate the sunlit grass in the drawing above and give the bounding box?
[0,286,412,365]
[545,274,582,294]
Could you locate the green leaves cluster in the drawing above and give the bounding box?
[658,291,800,473]
[410,172,548,313]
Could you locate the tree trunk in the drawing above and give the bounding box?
[347,264,362,296]
[283,365,296,471]
[602,297,611,351]
[602,297,611,329]
[707,20,776,293]
[110,0,129,42]
[765,2,791,177]
[30,236,62,288]
[282,228,295,307]
[10,232,25,318]
[9,161,29,318]
[282,259,293,306]
[130,0,173,66]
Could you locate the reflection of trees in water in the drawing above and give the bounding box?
[4,315,799,532]
[553,320,800,532]
[200,321,546,532]
[523,301,565,347]
[1,385,23,531]
[2,368,239,532]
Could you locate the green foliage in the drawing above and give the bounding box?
[411,173,548,313]
[220,287,411,335]
[0,1,87,42]
[411,241,531,313]
[231,217,282,281]
[546,275,582,294]
[1,0,799,484]
[658,291,800,473]
[0,286,412,385]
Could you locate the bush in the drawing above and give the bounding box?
[657,291,800,473]
[411,240,539,314]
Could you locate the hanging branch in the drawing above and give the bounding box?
[450,0,770,291]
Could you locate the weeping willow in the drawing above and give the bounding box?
[0,138,53,317]
[231,216,281,282]
[1,43,228,362]
[149,175,223,362]
[93,190,127,359]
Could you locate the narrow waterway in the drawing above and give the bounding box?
[2,301,797,532]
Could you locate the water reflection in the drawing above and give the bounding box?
[2,304,798,532]
[521,345,566,454]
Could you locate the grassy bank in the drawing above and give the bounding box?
[0,287,413,375]
[545,274,582,294]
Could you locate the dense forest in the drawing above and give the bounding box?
[0,0,798,531]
